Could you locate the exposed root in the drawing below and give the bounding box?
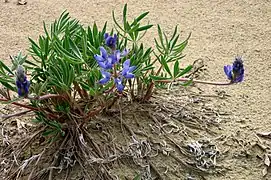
[0,88,228,179]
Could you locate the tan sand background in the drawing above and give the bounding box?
[0,0,271,179]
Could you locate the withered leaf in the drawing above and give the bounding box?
[264,153,270,167]
[263,166,268,177]
[257,132,271,138]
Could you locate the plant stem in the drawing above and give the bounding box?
[143,65,163,101]
[156,78,233,86]
[0,98,39,111]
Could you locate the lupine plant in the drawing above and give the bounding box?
[0,4,244,179]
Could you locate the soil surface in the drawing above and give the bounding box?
[0,0,271,180]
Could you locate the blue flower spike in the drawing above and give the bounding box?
[122,59,136,79]
[16,65,30,97]
[104,33,117,50]
[224,57,244,83]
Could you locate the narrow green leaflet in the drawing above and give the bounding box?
[136,24,153,32]
[160,56,172,77]
[176,65,193,78]
[173,60,180,78]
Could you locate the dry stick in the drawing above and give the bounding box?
[0,109,32,120]
[82,128,104,158]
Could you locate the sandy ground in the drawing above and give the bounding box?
[0,0,271,179]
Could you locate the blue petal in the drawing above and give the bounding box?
[99,71,111,84]
[18,88,23,96]
[100,47,108,59]
[124,73,135,79]
[115,50,121,63]
[104,33,109,40]
[97,61,107,69]
[128,66,136,72]
[113,34,117,41]
[114,78,124,92]
[99,77,110,84]
[109,54,117,65]
[123,59,131,68]
[224,65,233,80]
[23,81,30,94]
[122,68,129,77]
[121,49,129,57]
[94,54,104,62]
[16,80,22,88]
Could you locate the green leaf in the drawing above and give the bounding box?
[136,24,153,32]
[161,56,172,77]
[179,79,193,86]
[136,11,149,23]
[0,61,14,75]
[89,88,96,96]
[176,65,193,78]
[157,25,166,50]
[174,33,191,52]
[123,4,127,28]
[170,34,179,52]
[173,60,179,78]
[133,174,141,180]
[112,10,125,32]
[42,129,57,136]
[0,82,16,92]
[43,21,50,39]
[68,37,82,59]
[128,23,140,33]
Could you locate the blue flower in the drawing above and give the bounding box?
[114,78,124,92]
[224,57,244,83]
[122,59,136,79]
[121,49,129,57]
[99,70,111,84]
[16,65,30,97]
[94,47,113,69]
[104,33,117,49]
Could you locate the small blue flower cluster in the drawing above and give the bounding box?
[16,65,30,97]
[224,57,244,83]
[94,33,136,92]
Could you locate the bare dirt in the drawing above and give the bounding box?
[0,0,271,180]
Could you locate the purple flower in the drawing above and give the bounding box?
[99,70,111,84]
[114,78,124,92]
[224,57,244,83]
[121,49,129,57]
[94,47,113,69]
[104,33,117,49]
[121,59,136,79]
[16,65,30,97]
